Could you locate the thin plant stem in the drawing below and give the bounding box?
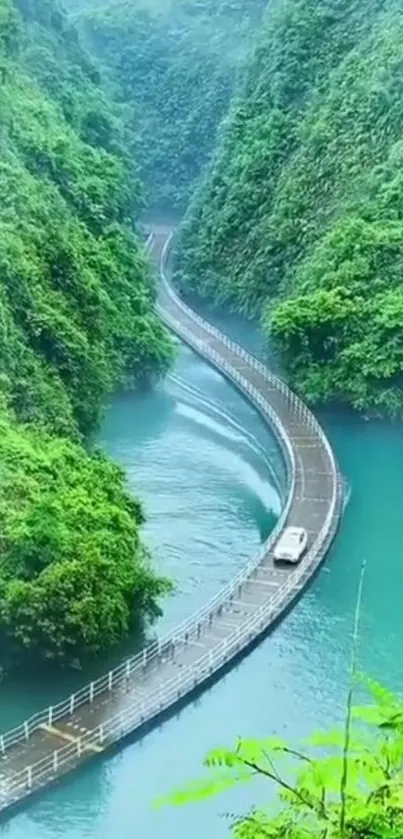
[339,559,367,837]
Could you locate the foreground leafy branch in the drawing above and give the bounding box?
[162,679,403,838]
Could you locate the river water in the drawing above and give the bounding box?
[1,315,403,839]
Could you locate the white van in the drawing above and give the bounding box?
[273,526,308,564]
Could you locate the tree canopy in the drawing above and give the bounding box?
[75,0,267,212]
[0,410,171,666]
[0,0,173,668]
[176,0,403,418]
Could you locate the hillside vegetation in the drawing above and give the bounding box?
[75,0,266,212]
[177,0,403,417]
[0,0,172,668]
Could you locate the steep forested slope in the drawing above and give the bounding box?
[177,0,403,417]
[0,0,172,669]
[75,0,266,212]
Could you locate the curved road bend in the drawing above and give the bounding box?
[0,227,342,818]
[154,225,341,557]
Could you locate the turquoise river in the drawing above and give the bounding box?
[1,311,402,839]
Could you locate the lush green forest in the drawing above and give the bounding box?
[4,0,401,663]
[0,0,172,668]
[73,0,266,212]
[177,0,403,418]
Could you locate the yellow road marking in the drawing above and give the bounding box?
[40,724,104,754]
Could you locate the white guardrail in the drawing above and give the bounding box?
[0,232,341,808]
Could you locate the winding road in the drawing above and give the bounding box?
[0,227,342,819]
